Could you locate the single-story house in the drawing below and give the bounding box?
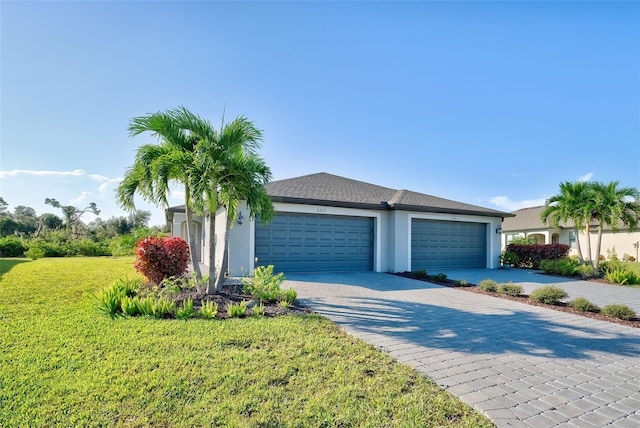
[166,172,513,275]
[502,205,640,261]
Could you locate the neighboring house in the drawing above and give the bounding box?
[501,205,640,260]
[166,172,513,275]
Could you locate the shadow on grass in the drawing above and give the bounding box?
[0,258,32,280]
[286,273,640,360]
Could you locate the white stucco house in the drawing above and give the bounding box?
[502,205,640,261]
[166,172,513,276]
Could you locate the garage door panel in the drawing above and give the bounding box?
[255,213,373,272]
[412,219,486,270]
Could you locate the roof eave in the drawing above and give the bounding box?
[391,203,514,218]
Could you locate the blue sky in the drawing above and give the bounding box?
[1,1,638,227]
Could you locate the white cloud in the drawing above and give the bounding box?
[0,169,87,178]
[489,196,547,212]
[577,172,594,182]
[70,191,95,206]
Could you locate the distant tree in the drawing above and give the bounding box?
[0,197,8,217]
[0,217,20,237]
[44,198,100,238]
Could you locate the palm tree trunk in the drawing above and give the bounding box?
[573,226,584,262]
[214,210,234,292]
[205,211,217,295]
[584,223,592,263]
[184,204,202,280]
[594,221,604,273]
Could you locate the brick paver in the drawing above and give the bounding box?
[285,272,640,427]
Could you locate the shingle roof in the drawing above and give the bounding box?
[501,206,557,231]
[266,172,512,217]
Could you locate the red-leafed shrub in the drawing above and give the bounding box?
[134,236,190,284]
[505,244,570,269]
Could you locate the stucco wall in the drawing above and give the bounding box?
[576,230,640,261]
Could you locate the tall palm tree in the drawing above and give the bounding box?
[214,150,274,292]
[588,181,640,273]
[117,107,215,280]
[541,181,591,262]
[192,116,273,293]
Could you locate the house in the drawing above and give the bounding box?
[166,172,513,275]
[501,205,640,261]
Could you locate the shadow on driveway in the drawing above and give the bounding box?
[286,273,640,360]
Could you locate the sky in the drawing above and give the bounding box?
[1,1,639,227]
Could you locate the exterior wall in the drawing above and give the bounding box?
[169,212,205,263]
[575,230,640,261]
[173,205,506,275]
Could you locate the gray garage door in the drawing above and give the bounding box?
[255,212,373,273]
[411,219,487,270]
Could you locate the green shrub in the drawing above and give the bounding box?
[155,298,176,319]
[431,273,447,282]
[412,269,427,278]
[602,304,637,320]
[24,246,45,260]
[242,265,286,303]
[529,285,568,305]
[137,296,158,317]
[280,288,297,305]
[227,301,248,318]
[454,280,469,287]
[497,282,523,297]
[176,299,195,320]
[121,296,141,316]
[604,267,640,285]
[569,297,599,313]
[479,279,498,292]
[199,301,218,319]
[539,258,579,276]
[576,264,597,279]
[0,236,27,257]
[500,251,519,266]
[252,302,265,317]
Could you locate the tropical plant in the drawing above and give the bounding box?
[116,107,211,280]
[190,117,275,293]
[227,301,248,318]
[280,288,297,305]
[176,298,195,320]
[134,236,190,284]
[199,301,219,319]
[587,181,640,273]
[541,181,592,262]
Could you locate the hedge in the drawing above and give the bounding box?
[505,244,570,269]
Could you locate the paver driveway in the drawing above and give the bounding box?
[285,272,640,428]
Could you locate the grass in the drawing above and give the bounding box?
[0,257,491,427]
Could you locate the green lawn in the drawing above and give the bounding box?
[0,257,491,427]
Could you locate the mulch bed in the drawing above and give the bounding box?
[393,272,640,328]
[172,282,313,319]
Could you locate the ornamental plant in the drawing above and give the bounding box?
[134,236,190,284]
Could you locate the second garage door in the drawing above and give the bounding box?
[411,219,487,270]
[255,212,374,273]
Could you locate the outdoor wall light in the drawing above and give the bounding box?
[496,225,502,235]
[237,211,244,225]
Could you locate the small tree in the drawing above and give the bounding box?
[45,198,100,238]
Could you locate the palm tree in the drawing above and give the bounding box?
[541,181,592,262]
[192,116,274,293]
[588,181,640,273]
[117,107,216,280]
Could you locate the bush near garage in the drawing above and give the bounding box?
[506,244,570,269]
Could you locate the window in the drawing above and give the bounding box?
[505,234,519,245]
[552,233,559,244]
[569,231,577,249]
